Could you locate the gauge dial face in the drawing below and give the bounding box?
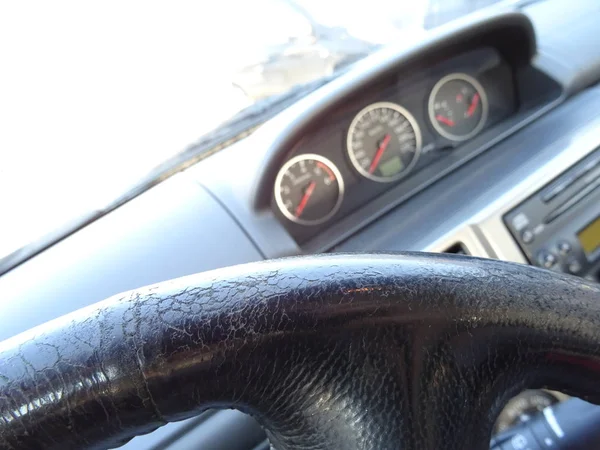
[429,73,488,141]
[274,154,344,226]
[347,102,422,183]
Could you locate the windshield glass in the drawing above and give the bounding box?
[0,0,507,262]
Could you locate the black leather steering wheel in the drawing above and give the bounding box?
[1,253,600,450]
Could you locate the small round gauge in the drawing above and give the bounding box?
[493,390,559,435]
[428,73,488,141]
[274,154,344,226]
[347,102,422,183]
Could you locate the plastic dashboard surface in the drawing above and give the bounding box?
[272,47,517,244]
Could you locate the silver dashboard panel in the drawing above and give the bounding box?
[427,100,600,263]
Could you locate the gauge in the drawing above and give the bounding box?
[347,102,422,183]
[493,390,559,435]
[428,73,488,141]
[274,154,344,226]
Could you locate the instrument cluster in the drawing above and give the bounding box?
[272,47,517,241]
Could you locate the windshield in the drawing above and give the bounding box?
[0,0,507,263]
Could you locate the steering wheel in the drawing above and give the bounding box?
[1,253,600,449]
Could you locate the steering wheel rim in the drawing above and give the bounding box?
[1,253,600,450]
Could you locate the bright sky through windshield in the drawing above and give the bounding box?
[0,0,499,260]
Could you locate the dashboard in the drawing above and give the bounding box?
[272,47,517,243]
[202,11,568,255]
[3,1,600,449]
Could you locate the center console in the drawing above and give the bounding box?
[504,149,600,282]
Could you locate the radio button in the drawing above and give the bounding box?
[557,241,571,255]
[567,259,582,274]
[521,229,535,244]
[537,250,557,269]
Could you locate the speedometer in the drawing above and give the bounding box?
[347,102,422,183]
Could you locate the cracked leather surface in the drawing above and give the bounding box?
[1,253,600,450]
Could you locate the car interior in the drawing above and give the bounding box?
[2,1,600,449]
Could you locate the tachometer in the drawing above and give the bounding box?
[347,102,422,183]
[428,73,488,141]
[274,154,344,226]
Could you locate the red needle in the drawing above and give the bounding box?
[466,93,480,117]
[295,181,316,218]
[436,115,455,127]
[369,134,391,174]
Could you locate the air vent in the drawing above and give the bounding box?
[443,243,469,255]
